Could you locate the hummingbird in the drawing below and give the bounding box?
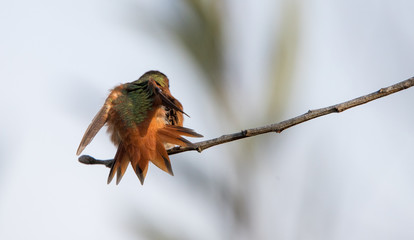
[76,71,202,185]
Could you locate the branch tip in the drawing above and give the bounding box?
[196,146,202,153]
[78,155,113,168]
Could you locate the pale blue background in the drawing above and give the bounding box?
[1,0,414,239]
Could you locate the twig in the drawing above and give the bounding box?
[78,76,414,167]
[78,155,114,168]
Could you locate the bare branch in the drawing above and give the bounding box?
[78,76,414,167]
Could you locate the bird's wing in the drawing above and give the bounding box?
[76,104,109,155]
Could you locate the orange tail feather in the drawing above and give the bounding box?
[160,125,203,138]
[129,145,149,185]
[151,140,174,175]
[107,142,130,185]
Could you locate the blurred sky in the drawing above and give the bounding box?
[1,0,414,239]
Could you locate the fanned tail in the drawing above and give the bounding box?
[108,125,203,185]
[108,141,150,185]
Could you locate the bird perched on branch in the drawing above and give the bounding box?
[76,71,203,185]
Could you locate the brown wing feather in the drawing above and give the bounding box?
[76,104,109,155]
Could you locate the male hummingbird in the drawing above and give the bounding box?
[76,71,202,185]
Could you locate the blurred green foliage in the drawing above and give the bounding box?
[132,0,300,238]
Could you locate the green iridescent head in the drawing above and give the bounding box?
[137,70,169,88]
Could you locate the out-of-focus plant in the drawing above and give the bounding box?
[128,0,301,239]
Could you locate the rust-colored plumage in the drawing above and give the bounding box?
[76,71,202,185]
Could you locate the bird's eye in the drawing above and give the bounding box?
[155,81,162,87]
